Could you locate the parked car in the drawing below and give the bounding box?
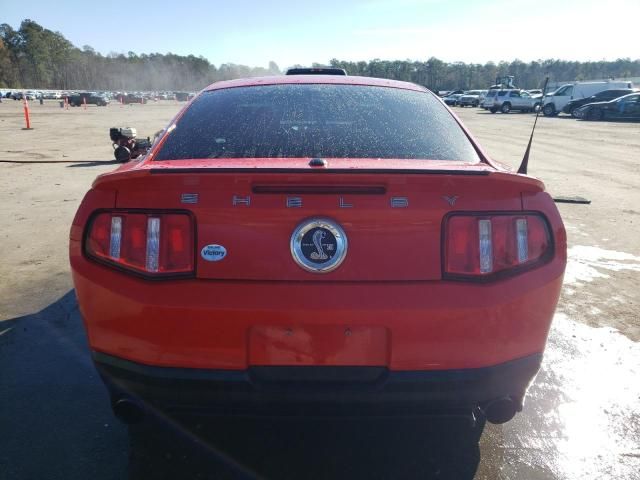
[527,89,543,96]
[563,89,635,117]
[439,89,464,98]
[67,92,110,106]
[43,91,61,99]
[12,91,38,100]
[70,74,566,437]
[458,90,487,107]
[489,89,542,113]
[542,81,633,116]
[443,92,464,106]
[116,93,146,104]
[575,92,640,121]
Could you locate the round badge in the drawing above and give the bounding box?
[290,218,348,273]
[201,244,227,262]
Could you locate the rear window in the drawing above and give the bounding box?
[155,84,479,162]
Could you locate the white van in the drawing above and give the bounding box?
[542,81,633,116]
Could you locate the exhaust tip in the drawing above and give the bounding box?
[483,397,517,424]
[112,398,145,424]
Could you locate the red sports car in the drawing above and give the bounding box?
[70,74,566,433]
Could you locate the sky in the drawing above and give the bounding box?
[4,0,639,68]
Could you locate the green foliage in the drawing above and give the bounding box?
[329,58,640,91]
[1,19,639,91]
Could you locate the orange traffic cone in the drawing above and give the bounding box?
[22,98,33,130]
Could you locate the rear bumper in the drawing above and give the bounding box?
[73,263,563,371]
[95,351,542,417]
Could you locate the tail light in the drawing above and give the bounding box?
[85,210,194,277]
[444,213,552,280]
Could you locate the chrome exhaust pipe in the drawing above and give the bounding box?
[483,397,518,424]
[112,398,145,424]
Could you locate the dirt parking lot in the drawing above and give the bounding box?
[1,99,639,479]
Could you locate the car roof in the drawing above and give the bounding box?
[203,75,428,93]
[594,92,637,104]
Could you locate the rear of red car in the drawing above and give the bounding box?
[70,76,566,425]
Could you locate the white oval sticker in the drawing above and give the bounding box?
[201,244,227,262]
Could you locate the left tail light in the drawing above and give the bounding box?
[85,210,194,277]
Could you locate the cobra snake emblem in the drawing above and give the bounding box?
[310,230,329,260]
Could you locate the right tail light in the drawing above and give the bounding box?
[85,210,194,278]
[444,213,552,280]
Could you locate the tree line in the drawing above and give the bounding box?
[0,20,281,91]
[2,19,639,92]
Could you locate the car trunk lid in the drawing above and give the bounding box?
[106,159,540,281]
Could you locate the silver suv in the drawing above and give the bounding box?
[481,90,499,109]
[458,90,487,107]
[488,89,542,114]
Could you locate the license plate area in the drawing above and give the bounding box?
[248,325,389,367]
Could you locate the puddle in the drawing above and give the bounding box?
[564,245,640,286]
[484,313,640,479]
[543,313,640,479]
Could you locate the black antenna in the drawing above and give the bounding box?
[517,76,549,175]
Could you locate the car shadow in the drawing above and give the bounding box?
[128,412,481,480]
[1,291,481,480]
[0,290,128,480]
[66,159,123,168]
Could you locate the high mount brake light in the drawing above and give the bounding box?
[444,213,552,279]
[85,211,194,277]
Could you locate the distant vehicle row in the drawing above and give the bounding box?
[439,80,638,121]
[0,90,197,102]
[441,89,542,113]
[541,81,634,117]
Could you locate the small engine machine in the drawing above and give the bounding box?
[110,127,152,162]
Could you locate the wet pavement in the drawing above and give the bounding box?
[478,313,640,480]
[1,237,639,479]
